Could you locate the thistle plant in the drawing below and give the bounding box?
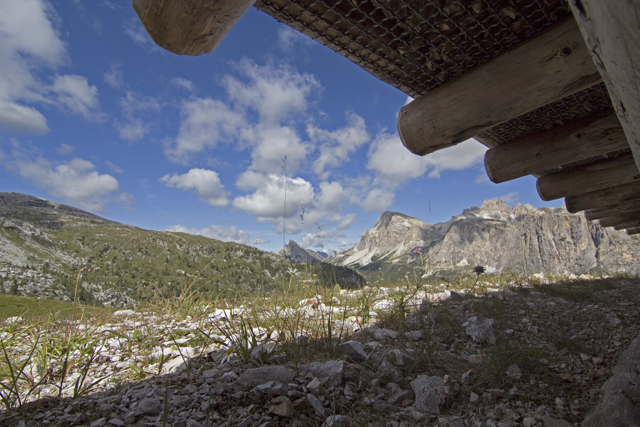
[467,265,486,296]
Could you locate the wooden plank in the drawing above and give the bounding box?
[397,19,601,156]
[599,212,640,228]
[585,199,640,221]
[485,109,627,183]
[565,181,640,213]
[537,153,640,201]
[614,220,640,231]
[627,227,640,236]
[569,0,640,173]
[132,0,255,56]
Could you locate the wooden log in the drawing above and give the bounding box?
[569,0,640,172]
[599,212,640,228]
[614,220,640,231]
[397,19,601,156]
[132,0,255,56]
[485,109,627,183]
[565,181,640,213]
[537,153,640,201]
[585,199,640,220]
[627,227,640,236]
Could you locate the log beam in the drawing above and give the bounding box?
[397,19,601,156]
[566,182,640,213]
[537,153,640,201]
[569,0,640,173]
[614,220,640,231]
[585,199,640,221]
[485,109,627,183]
[599,212,640,228]
[132,0,255,56]
[627,227,640,236]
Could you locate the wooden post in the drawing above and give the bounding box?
[585,199,640,220]
[537,153,640,201]
[565,181,640,213]
[485,110,627,183]
[599,212,640,228]
[569,0,640,173]
[397,19,601,156]
[132,0,255,56]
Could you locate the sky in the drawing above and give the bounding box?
[0,0,563,254]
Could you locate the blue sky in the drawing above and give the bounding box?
[0,0,563,253]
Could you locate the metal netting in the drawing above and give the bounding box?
[254,0,572,97]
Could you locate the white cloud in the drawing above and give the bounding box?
[9,155,132,213]
[116,91,162,141]
[0,0,66,134]
[123,19,155,47]
[165,97,244,164]
[160,168,229,207]
[252,235,269,245]
[223,59,319,124]
[337,213,356,230]
[302,229,345,249]
[367,134,487,183]
[171,77,195,92]
[475,173,490,184]
[493,192,519,204]
[245,124,310,173]
[50,74,101,120]
[55,143,74,155]
[358,187,396,212]
[105,160,123,174]
[165,224,249,244]
[309,113,369,179]
[233,171,314,221]
[277,27,312,51]
[104,62,123,88]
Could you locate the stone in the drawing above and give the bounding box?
[254,380,287,396]
[373,328,400,341]
[307,393,325,417]
[235,366,296,391]
[387,349,417,368]
[107,419,124,426]
[250,343,277,361]
[269,396,295,418]
[388,388,414,406]
[306,377,321,395]
[505,363,521,378]
[411,375,447,414]
[523,417,536,427]
[541,415,574,427]
[324,414,354,427]
[308,360,344,386]
[462,316,496,345]
[405,330,424,341]
[378,361,402,383]
[90,420,107,427]
[469,392,479,403]
[337,340,368,362]
[137,397,161,416]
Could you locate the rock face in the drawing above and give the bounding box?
[283,240,324,263]
[334,199,640,276]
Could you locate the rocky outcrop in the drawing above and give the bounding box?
[282,240,324,263]
[335,200,640,276]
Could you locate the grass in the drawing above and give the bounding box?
[0,270,636,422]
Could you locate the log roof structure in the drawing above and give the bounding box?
[132,0,640,235]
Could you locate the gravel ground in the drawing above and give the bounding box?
[1,277,639,426]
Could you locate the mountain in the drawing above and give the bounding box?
[333,199,640,283]
[0,193,363,306]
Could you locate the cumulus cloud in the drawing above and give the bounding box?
[50,74,101,120]
[55,143,74,155]
[0,0,103,133]
[165,224,249,244]
[223,59,319,124]
[367,134,487,183]
[0,0,65,134]
[105,160,123,174]
[309,113,369,179]
[358,187,396,212]
[277,27,313,51]
[302,229,345,249]
[160,168,229,207]
[252,235,269,245]
[104,62,123,88]
[244,124,310,173]
[117,91,162,141]
[171,77,195,92]
[8,154,132,213]
[493,192,519,204]
[165,97,244,164]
